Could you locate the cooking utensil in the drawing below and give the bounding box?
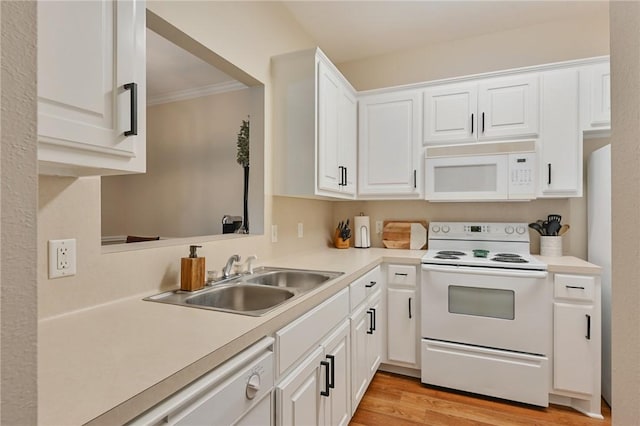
[528,222,545,235]
[558,224,570,236]
[547,214,562,224]
[547,220,561,236]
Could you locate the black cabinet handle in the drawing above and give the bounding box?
[566,285,585,290]
[124,82,138,136]
[367,309,374,335]
[338,166,344,186]
[413,170,417,189]
[320,360,330,396]
[344,167,348,187]
[326,355,335,389]
[471,113,474,134]
[395,272,408,277]
[408,297,412,319]
[548,163,552,185]
[371,307,377,332]
[481,112,485,133]
[365,281,377,288]
[586,314,591,340]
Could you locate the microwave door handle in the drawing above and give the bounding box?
[422,264,548,279]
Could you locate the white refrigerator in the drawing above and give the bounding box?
[587,144,611,405]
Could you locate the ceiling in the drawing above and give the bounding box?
[146,1,608,98]
[282,1,608,63]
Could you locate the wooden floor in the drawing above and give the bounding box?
[350,372,611,426]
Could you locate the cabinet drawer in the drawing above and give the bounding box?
[554,274,595,301]
[349,266,382,311]
[387,264,416,286]
[276,287,349,375]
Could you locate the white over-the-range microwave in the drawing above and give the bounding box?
[424,140,537,202]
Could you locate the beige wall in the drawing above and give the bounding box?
[1,2,38,423]
[610,3,640,424]
[339,14,610,91]
[38,2,326,319]
[102,89,251,238]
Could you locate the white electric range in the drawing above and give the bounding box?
[420,222,551,407]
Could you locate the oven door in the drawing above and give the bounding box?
[421,264,550,355]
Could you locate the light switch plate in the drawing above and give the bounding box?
[48,239,77,279]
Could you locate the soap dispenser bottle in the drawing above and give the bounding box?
[181,245,205,291]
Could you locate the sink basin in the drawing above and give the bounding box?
[144,267,343,316]
[247,270,337,291]
[185,284,294,313]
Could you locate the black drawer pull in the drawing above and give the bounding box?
[586,314,591,340]
[565,285,585,290]
[124,82,138,136]
[366,309,374,335]
[408,297,412,319]
[395,272,408,277]
[320,360,330,397]
[365,281,377,288]
[326,355,335,389]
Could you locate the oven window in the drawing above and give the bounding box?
[434,164,497,192]
[448,286,514,320]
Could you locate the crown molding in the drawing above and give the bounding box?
[147,81,248,106]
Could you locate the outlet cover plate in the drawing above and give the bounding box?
[48,239,77,279]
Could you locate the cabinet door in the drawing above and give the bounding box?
[358,91,422,198]
[317,60,342,194]
[580,62,611,134]
[350,305,369,414]
[276,346,324,426]
[321,321,350,426]
[478,75,539,140]
[540,69,581,197]
[338,88,358,196]
[38,0,146,176]
[423,83,478,144]
[387,288,417,365]
[553,303,596,395]
[366,295,383,378]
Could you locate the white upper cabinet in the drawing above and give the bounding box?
[580,61,611,137]
[539,68,582,197]
[358,90,422,199]
[38,0,146,176]
[423,74,539,145]
[272,48,357,199]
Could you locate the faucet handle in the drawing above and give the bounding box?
[244,255,258,274]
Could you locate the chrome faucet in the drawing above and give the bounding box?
[222,254,241,278]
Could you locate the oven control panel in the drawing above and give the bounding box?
[429,222,529,241]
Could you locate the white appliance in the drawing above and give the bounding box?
[129,337,275,425]
[425,140,537,201]
[588,144,611,405]
[421,222,550,407]
[354,214,370,248]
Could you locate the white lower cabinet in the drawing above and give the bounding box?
[274,288,350,426]
[350,284,383,414]
[551,273,602,419]
[386,264,418,367]
[387,288,417,365]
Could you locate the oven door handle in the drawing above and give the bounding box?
[421,264,548,279]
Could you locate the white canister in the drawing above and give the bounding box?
[540,236,563,257]
[354,214,371,248]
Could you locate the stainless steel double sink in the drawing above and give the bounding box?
[144,267,343,316]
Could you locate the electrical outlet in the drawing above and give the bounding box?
[271,224,278,243]
[376,220,383,234]
[48,239,77,279]
[297,222,304,238]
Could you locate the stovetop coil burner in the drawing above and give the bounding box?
[492,256,529,263]
[435,254,460,259]
[437,251,466,256]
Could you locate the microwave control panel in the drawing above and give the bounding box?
[508,153,536,199]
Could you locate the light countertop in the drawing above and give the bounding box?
[38,248,599,425]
